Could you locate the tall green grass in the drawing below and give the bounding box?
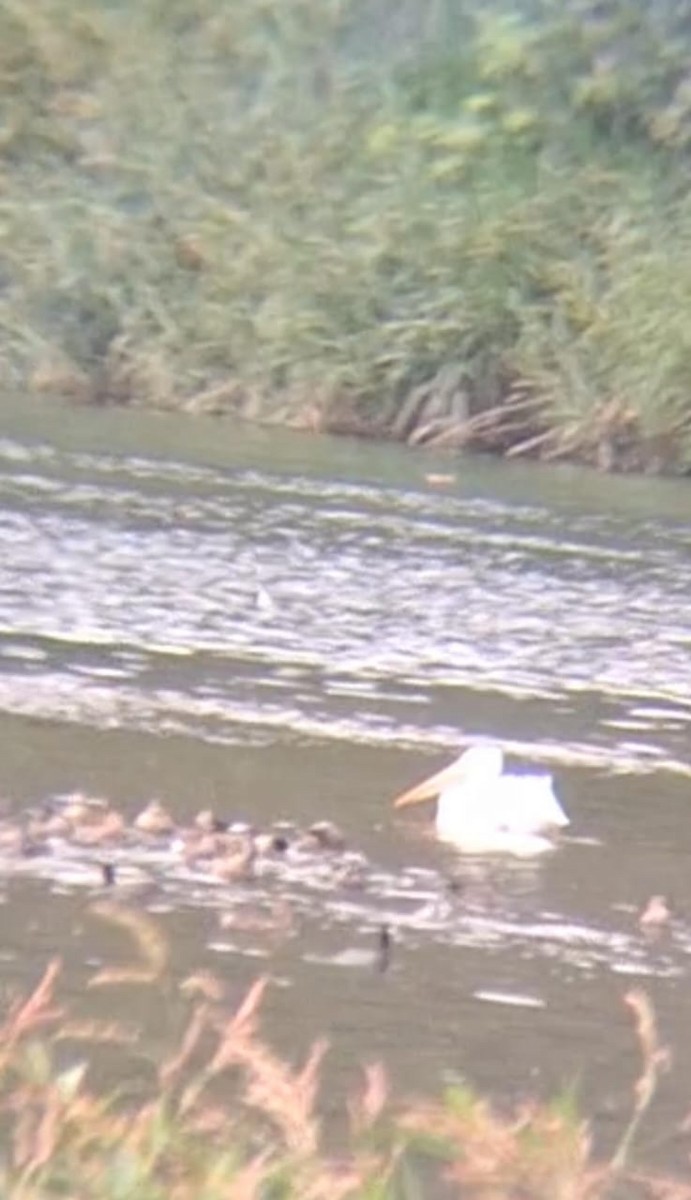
[2,0,691,469]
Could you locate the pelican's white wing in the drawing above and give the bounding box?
[491,774,569,834]
[393,743,569,855]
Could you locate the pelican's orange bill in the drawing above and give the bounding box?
[392,760,465,808]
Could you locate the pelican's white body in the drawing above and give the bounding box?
[398,746,569,856]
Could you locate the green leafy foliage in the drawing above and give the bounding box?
[1,0,691,470]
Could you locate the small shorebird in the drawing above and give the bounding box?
[134,800,176,837]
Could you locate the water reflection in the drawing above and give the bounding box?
[0,420,688,746]
[0,393,691,1151]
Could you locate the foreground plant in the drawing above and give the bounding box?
[0,902,687,1198]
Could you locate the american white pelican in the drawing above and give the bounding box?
[393,745,569,856]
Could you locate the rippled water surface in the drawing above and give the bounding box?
[2,392,691,1159]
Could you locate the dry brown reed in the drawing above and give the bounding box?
[0,904,687,1197]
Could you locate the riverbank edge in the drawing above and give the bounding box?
[42,381,685,479]
[8,0,691,480]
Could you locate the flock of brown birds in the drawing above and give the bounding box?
[0,793,365,891]
[0,793,672,949]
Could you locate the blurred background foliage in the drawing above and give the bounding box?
[1,0,691,470]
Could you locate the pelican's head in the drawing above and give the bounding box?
[392,745,503,808]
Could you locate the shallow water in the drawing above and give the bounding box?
[1,392,691,1162]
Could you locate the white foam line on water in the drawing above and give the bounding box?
[0,670,690,778]
[473,989,546,1009]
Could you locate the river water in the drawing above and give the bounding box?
[1,392,691,1164]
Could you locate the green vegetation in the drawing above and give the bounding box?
[3,0,691,470]
[0,902,684,1199]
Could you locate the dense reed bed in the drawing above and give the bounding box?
[3,0,691,471]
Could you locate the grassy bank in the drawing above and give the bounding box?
[0,903,686,1199]
[2,0,691,471]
